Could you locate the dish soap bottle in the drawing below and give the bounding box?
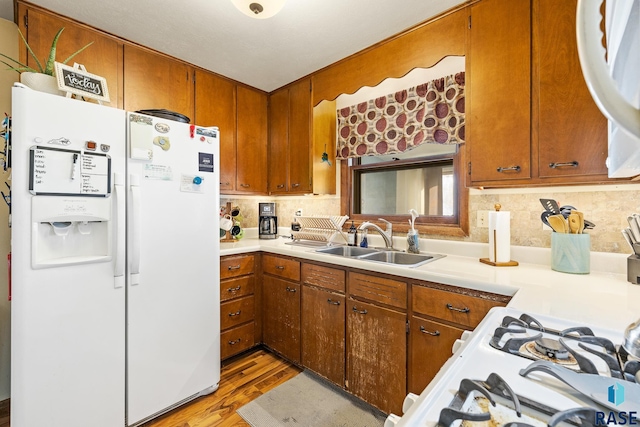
[347,221,358,246]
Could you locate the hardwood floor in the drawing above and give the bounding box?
[142,348,302,427]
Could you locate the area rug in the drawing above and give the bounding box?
[237,370,387,427]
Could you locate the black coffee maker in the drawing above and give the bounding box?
[259,202,277,239]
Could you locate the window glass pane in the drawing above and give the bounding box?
[356,161,455,216]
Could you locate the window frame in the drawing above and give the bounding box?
[340,144,469,237]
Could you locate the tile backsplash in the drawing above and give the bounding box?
[222,183,640,254]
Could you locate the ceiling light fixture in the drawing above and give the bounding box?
[231,0,286,19]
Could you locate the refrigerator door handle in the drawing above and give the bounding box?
[113,173,125,288]
[130,174,142,285]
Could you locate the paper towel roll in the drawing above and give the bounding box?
[489,208,511,263]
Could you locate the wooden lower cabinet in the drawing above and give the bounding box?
[347,299,406,415]
[409,316,463,394]
[263,275,301,363]
[221,322,255,360]
[301,285,345,386]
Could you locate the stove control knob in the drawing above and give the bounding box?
[384,414,401,427]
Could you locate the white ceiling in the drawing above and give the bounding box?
[1,0,467,92]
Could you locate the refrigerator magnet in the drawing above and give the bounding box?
[198,153,214,173]
[153,136,170,151]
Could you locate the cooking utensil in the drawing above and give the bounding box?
[520,360,640,412]
[540,199,561,214]
[568,212,581,234]
[583,219,595,230]
[559,205,577,219]
[628,216,640,241]
[540,211,551,227]
[548,214,568,233]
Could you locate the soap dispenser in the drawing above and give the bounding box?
[347,221,358,246]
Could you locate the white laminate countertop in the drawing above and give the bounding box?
[220,231,640,332]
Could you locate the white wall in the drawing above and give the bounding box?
[0,18,18,401]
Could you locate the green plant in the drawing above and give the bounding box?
[0,27,93,76]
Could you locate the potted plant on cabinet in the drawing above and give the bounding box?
[0,27,93,95]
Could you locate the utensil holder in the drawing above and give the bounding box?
[627,255,640,284]
[551,233,590,274]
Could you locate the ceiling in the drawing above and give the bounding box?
[0,0,467,92]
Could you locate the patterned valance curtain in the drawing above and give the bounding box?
[336,72,465,159]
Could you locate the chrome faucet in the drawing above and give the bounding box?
[358,219,394,249]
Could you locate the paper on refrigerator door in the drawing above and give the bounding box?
[489,210,511,263]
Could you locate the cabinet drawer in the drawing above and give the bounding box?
[263,254,300,281]
[302,263,345,293]
[412,285,505,328]
[221,322,255,360]
[221,295,255,330]
[221,254,255,279]
[348,272,406,309]
[220,276,254,302]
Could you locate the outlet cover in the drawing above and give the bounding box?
[477,210,489,228]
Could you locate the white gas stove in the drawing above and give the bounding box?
[386,307,639,427]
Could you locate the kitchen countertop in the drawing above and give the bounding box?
[220,231,640,332]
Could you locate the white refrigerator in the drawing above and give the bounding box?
[10,84,220,427]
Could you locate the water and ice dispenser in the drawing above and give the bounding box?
[29,145,112,268]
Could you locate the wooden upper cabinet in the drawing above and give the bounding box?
[236,85,268,193]
[534,0,607,179]
[268,78,311,194]
[21,6,123,108]
[467,0,532,183]
[195,70,237,192]
[268,88,289,193]
[288,79,312,193]
[123,44,194,120]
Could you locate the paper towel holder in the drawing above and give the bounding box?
[479,204,519,267]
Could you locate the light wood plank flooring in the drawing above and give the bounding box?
[142,348,302,427]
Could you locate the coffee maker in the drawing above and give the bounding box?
[259,202,278,239]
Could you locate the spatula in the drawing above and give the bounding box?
[548,214,568,233]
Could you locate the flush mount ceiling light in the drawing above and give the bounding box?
[231,0,287,19]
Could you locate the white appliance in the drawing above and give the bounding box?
[10,84,220,427]
[577,0,640,178]
[385,307,638,426]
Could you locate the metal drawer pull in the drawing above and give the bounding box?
[227,265,241,271]
[228,338,242,345]
[446,303,470,313]
[419,326,441,336]
[228,310,242,317]
[286,287,297,293]
[549,161,579,169]
[239,183,250,188]
[352,307,368,315]
[496,165,521,173]
[275,265,285,270]
[276,184,285,189]
[327,299,341,305]
[227,285,242,292]
[220,181,230,186]
[291,183,300,188]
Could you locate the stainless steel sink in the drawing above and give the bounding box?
[358,251,445,268]
[315,246,380,257]
[315,245,444,268]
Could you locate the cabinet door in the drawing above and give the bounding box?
[263,275,300,363]
[534,0,607,179]
[302,286,345,386]
[268,88,289,193]
[236,86,268,193]
[468,0,531,182]
[288,78,312,193]
[124,45,194,120]
[347,299,406,415]
[23,8,123,108]
[409,316,463,394]
[195,70,237,192]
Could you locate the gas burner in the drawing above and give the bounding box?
[436,373,597,427]
[490,313,635,380]
[533,338,569,359]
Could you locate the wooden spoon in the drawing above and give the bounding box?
[568,212,581,234]
[548,214,568,233]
